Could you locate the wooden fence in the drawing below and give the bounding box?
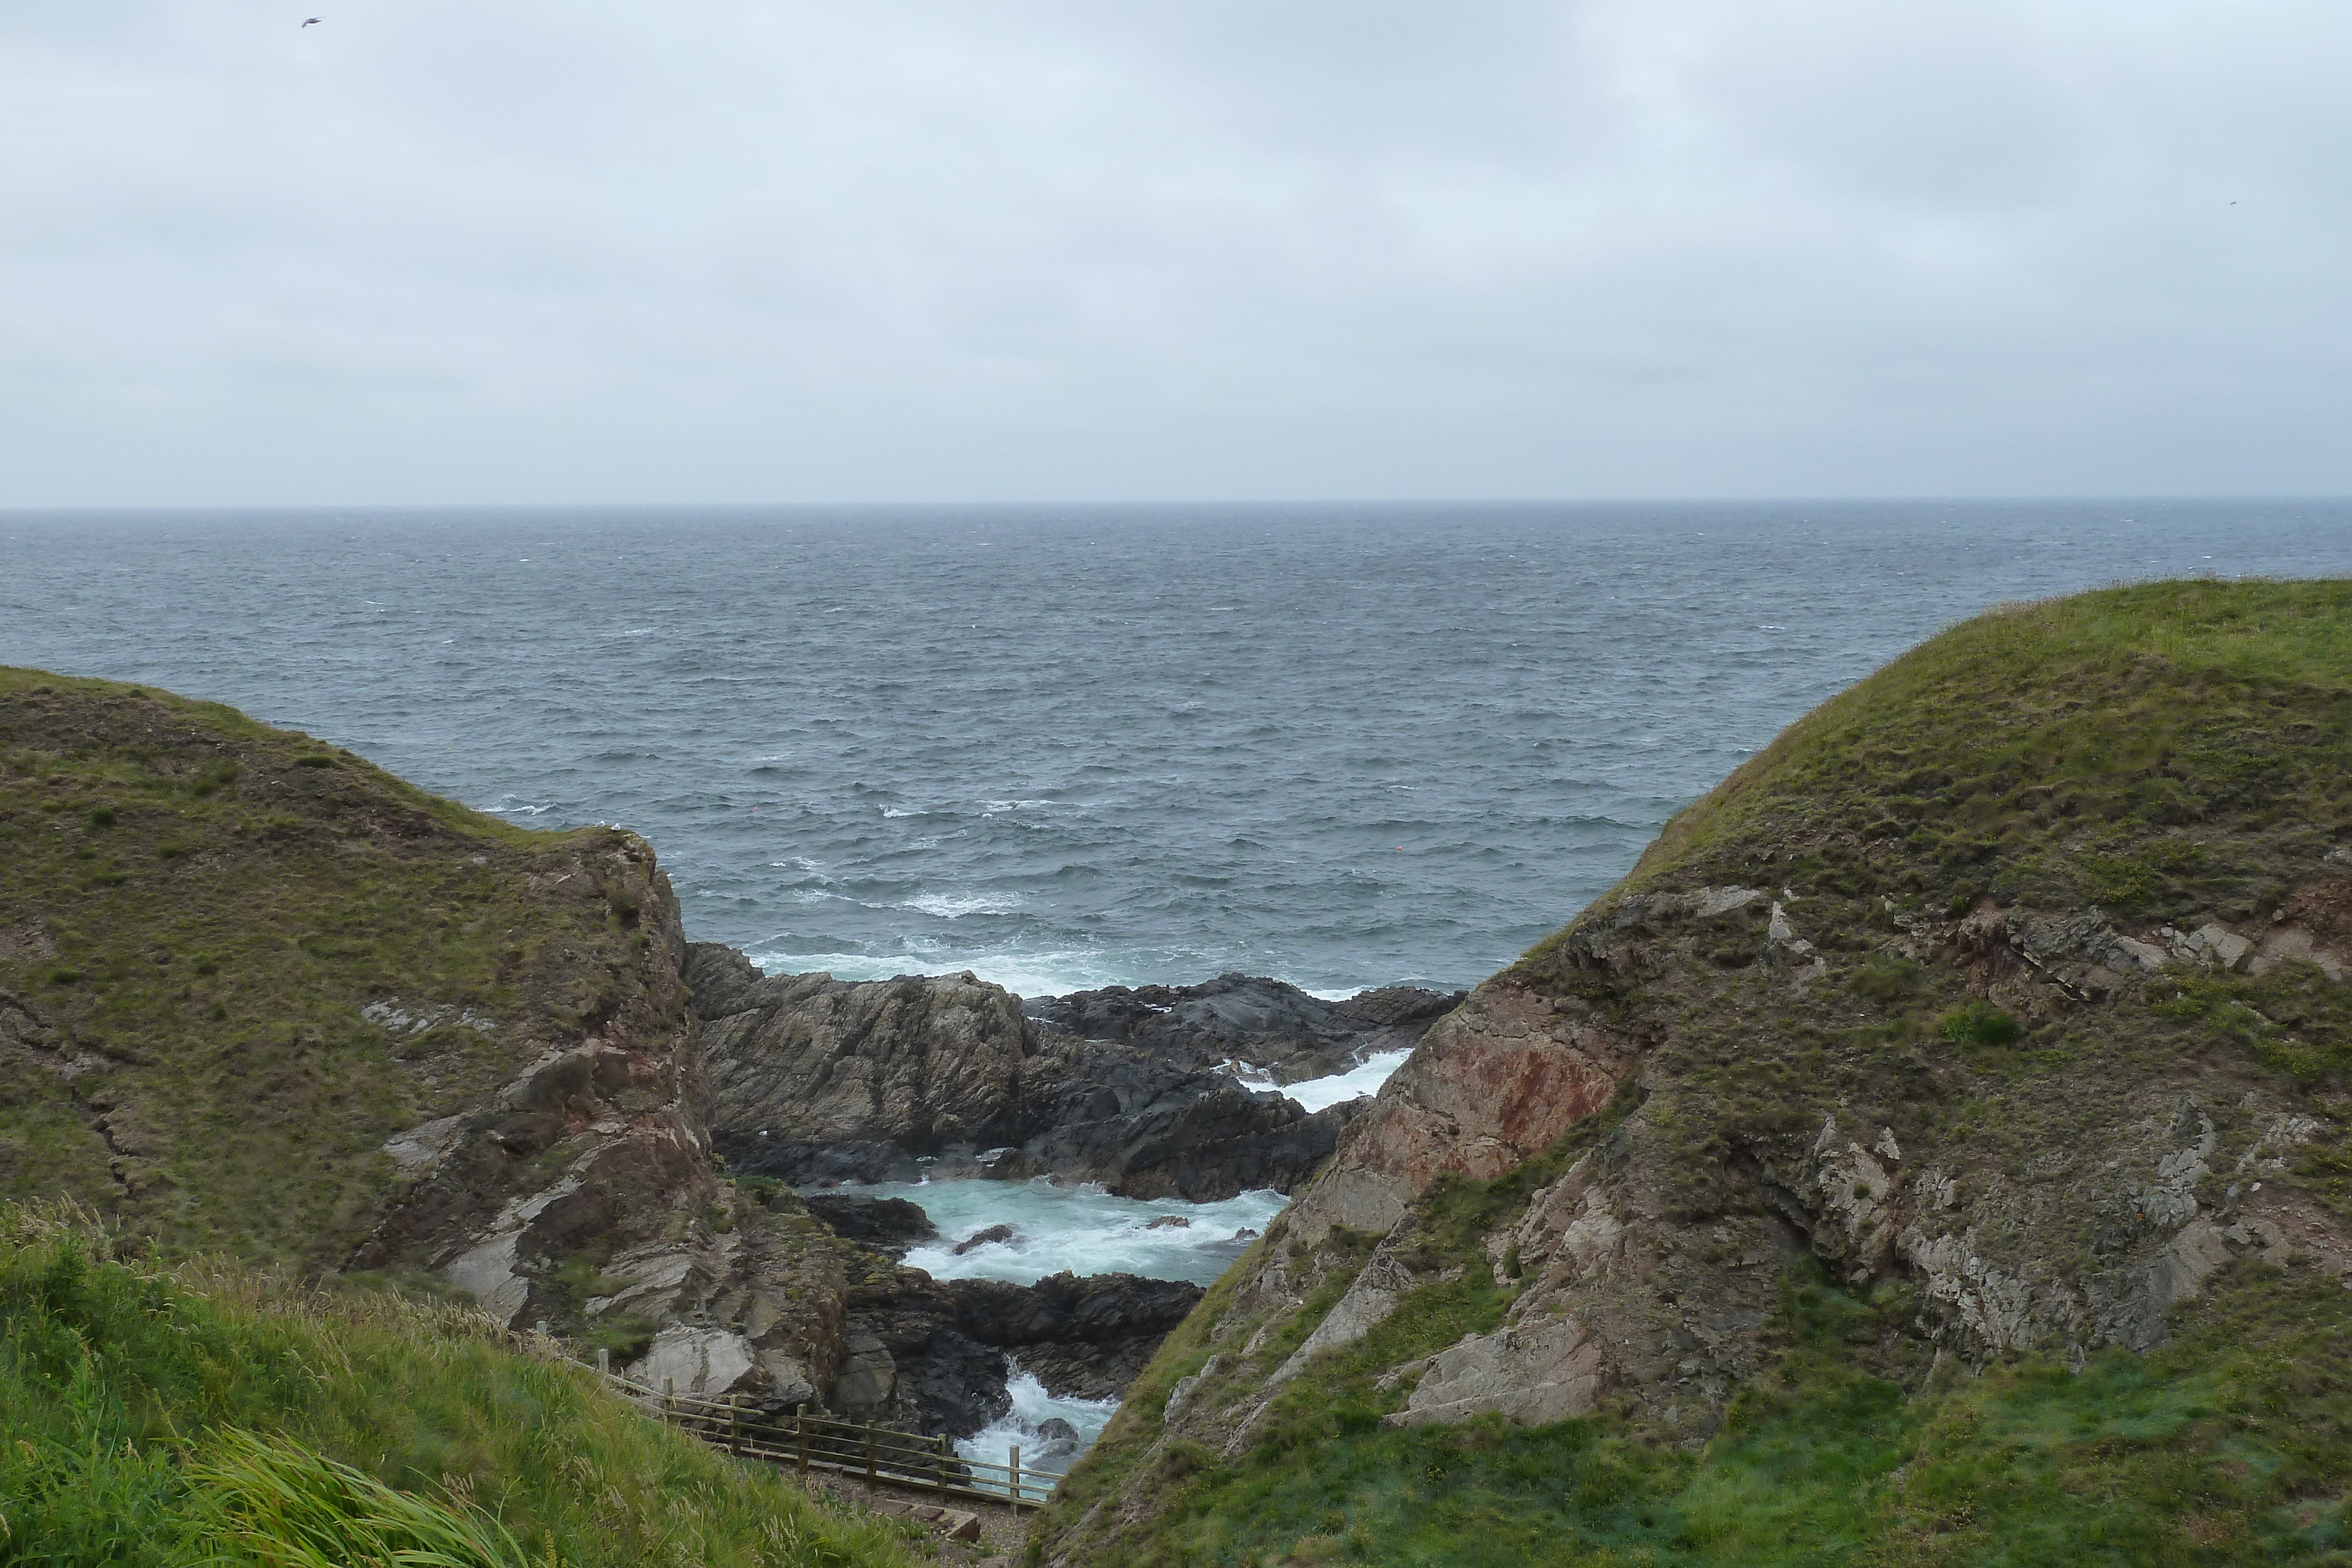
[593,1361,1054,1512]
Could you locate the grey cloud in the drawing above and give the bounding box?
[0,0,2345,503]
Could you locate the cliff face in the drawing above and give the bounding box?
[0,668,693,1269]
[0,667,836,1400]
[1038,580,2352,1565]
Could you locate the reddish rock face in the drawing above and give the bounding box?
[1363,979,1635,1186]
[1289,978,1638,1243]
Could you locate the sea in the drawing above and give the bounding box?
[5,497,2348,1471]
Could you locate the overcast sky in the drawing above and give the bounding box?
[3,1,2346,505]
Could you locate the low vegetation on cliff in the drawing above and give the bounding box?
[1038,579,2352,1566]
[0,1203,921,1567]
[0,665,672,1268]
[0,668,941,1562]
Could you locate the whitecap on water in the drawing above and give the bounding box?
[1279,1048,1412,1113]
[871,1177,1286,1288]
[900,891,1024,918]
[957,1370,1118,1497]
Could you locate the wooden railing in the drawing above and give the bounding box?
[592,1361,1054,1512]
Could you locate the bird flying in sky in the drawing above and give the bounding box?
[300,16,321,25]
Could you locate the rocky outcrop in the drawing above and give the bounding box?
[993,1044,1368,1201]
[947,1272,1206,1399]
[1021,974,1463,1085]
[1279,974,1646,1248]
[692,950,1040,1185]
[693,945,1454,1201]
[803,1193,938,1256]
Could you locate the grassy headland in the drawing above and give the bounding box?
[1037,579,2352,1567]
[0,665,670,1267]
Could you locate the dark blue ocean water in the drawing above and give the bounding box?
[2,500,2346,995]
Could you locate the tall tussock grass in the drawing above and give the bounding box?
[0,1202,920,1568]
[190,1429,537,1568]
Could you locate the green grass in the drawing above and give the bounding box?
[1050,1253,2352,1567]
[1569,578,2352,928]
[0,1203,923,1568]
[0,666,679,1269]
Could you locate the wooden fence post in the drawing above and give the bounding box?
[936,1432,951,1496]
[796,1404,808,1475]
[728,1394,741,1456]
[663,1378,674,1425]
[864,1419,877,1485]
[595,1347,610,1378]
[1009,1443,1022,1512]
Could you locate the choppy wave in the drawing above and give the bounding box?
[956,1370,1117,1497]
[4,502,2346,996]
[881,1178,1287,1287]
[900,891,1024,918]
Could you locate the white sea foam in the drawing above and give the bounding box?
[874,1176,1285,1287]
[901,891,1024,918]
[956,1370,1118,1496]
[743,949,1141,998]
[1279,1048,1412,1113]
[880,807,923,818]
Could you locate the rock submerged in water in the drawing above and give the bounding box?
[953,1223,1018,1255]
[1145,1214,1191,1230]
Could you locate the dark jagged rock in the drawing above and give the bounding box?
[820,1265,1208,1433]
[947,1272,1206,1400]
[689,949,1039,1175]
[802,1193,937,1256]
[689,944,1459,1201]
[1022,972,1464,1084]
[995,1054,1368,1200]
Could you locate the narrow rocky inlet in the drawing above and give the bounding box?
[660,947,1465,1467]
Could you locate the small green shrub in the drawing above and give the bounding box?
[1849,955,1922,1007]
[1939,1002,2022,1047]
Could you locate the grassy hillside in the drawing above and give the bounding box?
[1037,579,2352,1567]
[1593,576,2351,938]
[0,666,670,1268]
[0,1202,922,1567]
